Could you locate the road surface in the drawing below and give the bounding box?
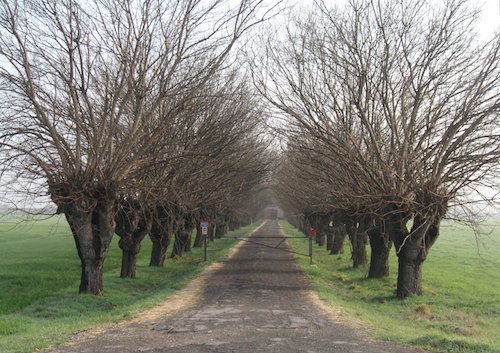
[44,220,424,353]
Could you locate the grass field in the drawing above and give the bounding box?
[281,220,500,353]
[0,215,260,353]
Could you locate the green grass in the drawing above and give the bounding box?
[281,220,500,353]
[0,215,260,353]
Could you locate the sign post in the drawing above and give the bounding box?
[200,220,209,261]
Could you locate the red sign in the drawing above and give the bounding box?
[309,227,317,238]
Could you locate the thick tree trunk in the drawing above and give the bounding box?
[118,235,145,278]
[368,223,392,278]
[351,238,367,267]
[326,231,333,251]
[171,230,190,257]
[299,214,308,236]
[395,225,426,298]
[79,258,105,295]
[397,252,423,298]
[214,222,226,239]
[116,207,152,279]
[64,198,116,295]
[316,214,330,247]
[209,224,215,242]
[316,234,324,246]
[388,214,441,299]
[120,250,138,278]
[150,239,168,266]
[184,227,193,253]
[193,224,203,248]
[330,224,346,254]
[317,231,326,246]
[346,217,368,268]
[149,212,173,267]
[171,215,195,257]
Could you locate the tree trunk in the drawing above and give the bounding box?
[79,257,105,295]
[368,222,392,278]
[346,217,368,268]
[184,227,193,253]
[388,214,441,299]
[150,239,168,266]
[119,236,138,278]
[193,223,203,248]
[317,231,326,246]
[330,224,346,255]
[214,222,226,238]
[118,232,146,278]
[351,238,367,267]
[116,207,152,279]
[397,250,423,298]
[64,198,116,295]
[171,215,195,257]
[171,230,190,257]
[299,214,308,236]
[209,224,215,242]
[120,250,138,278]
[395,226,426,298]
[326,231,333,251]
[316,214,330,247]
[149,211,173,267]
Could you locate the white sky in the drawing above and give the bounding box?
[477,0,500,39]
[287,0,500,40]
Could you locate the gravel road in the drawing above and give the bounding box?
[44,220,424,353]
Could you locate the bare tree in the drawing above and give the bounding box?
[115,197,153,278]
[0,0,268,294]
[143,72,272,262]
[258,0,500,298]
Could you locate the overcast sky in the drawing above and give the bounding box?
[478,0,500,38]
[287,0,500,40]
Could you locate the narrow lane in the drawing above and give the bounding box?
[45,220,424,353]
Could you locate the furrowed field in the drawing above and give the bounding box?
[0,216,258,353]
[282,220,500,353]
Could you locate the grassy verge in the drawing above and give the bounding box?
[281,220,500,353]
[0,215,260,353]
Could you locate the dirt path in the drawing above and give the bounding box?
[45,220,424,353]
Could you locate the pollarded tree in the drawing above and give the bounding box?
[257,0,500,298]
[0,0,268,294]
[141,72,272,260]
[168,92,273,253]
[115,197,153,278]
[273,135,373,269]
[324,0,500,298]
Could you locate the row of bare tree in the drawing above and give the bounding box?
[256,0,500,299]
[0,0,274,295]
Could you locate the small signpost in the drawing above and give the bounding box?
[200,220,210,261]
